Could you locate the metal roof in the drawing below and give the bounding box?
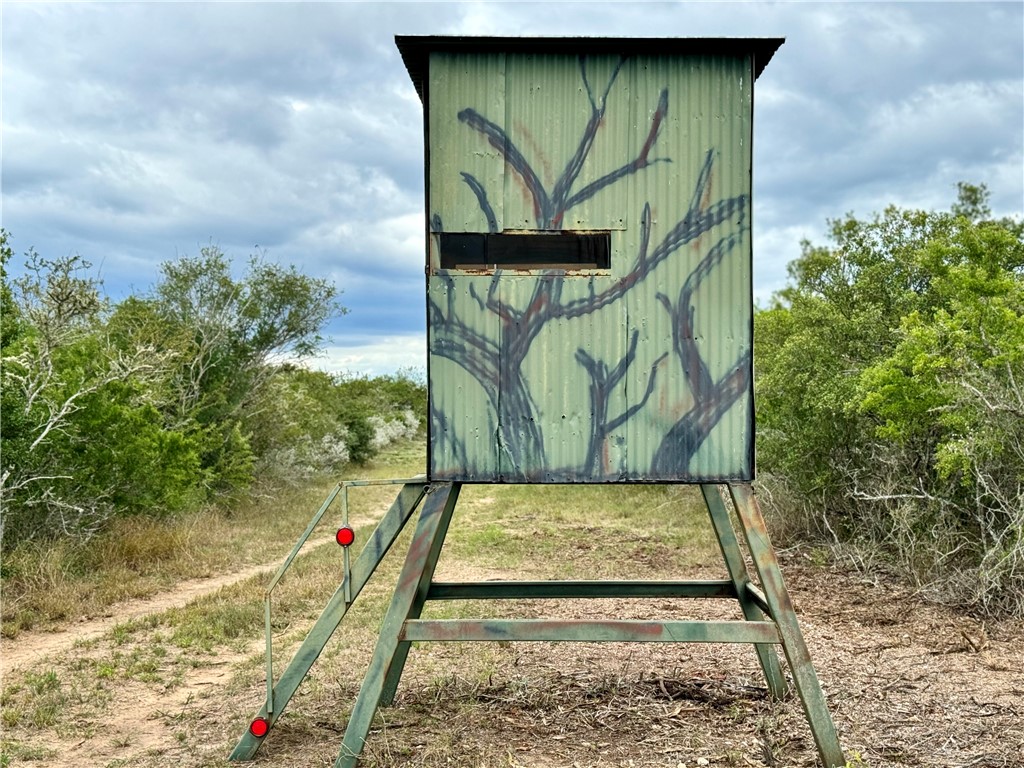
[395,35,785,103]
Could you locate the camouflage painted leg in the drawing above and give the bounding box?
[229,481,428,761]
[334,482,461,768]
[700,484,787,698]
[728,483,845,768]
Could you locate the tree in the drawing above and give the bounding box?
[857,210,1024,612]
[136,246,346,490]
[1,237,200,546]
[149,246,344,425]
[1,238,347,546]
[754,184,1024,615]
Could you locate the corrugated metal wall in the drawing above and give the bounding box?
[426,49,753,482]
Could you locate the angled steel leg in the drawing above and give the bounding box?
[700,484,787,699]
[335,482,461,768]
[728,484,845,768]
[377,593,426,707]
[229,482,427,761]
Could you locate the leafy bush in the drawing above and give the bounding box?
[1,233,427,550]
[333,371,426,465]
[369,410,421,451]
[0,237,347,547]
[755,185,1024,616]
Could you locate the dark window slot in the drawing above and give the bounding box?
[439,232,610,270]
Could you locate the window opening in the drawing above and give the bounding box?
[439,232,610,270]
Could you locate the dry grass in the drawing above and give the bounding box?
[0,440,426,638]
[4,443,1023,767]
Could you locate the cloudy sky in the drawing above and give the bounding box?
[3,1,1021,376]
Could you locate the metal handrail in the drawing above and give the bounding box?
[262,476,425,718]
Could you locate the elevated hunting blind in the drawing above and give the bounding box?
[230,36,846,768]
[417,37,772,483]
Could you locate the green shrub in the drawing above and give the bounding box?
[755,185,1024,615]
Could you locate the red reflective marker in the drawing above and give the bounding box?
[336,526,355,547]
[249,717,269,738]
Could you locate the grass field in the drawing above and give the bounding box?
[3,439,1022,767]
[0,440,727,765]
[0,441,429,639]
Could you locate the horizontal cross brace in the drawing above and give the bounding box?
[745,583,772,616]
[401,619,780,644]
[426,580,737,600]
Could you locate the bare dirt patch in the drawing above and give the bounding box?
[233,559,1024,767]
[370,566,1024,768]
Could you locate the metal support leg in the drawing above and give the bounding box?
[335,482,461,768]
[728,484,845,768]
[377,599,425,707]
[229,482,427,761]
[700,484,787,699]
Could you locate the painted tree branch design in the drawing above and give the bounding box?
[429,398,471,475]
[652,232,752,476]
[576,330,668,477]
[456,57,670,230]
[429,57,751,478]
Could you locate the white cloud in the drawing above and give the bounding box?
[315,333,427,378]
[2,0,1020,356]
[753,222,823,305]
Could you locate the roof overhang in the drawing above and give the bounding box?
[395,35,785,103]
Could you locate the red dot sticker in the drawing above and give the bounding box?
[336,526,355,547]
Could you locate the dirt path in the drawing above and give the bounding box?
[0,534,335,673]
[0,501,387,768]
[1,563,272,672]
